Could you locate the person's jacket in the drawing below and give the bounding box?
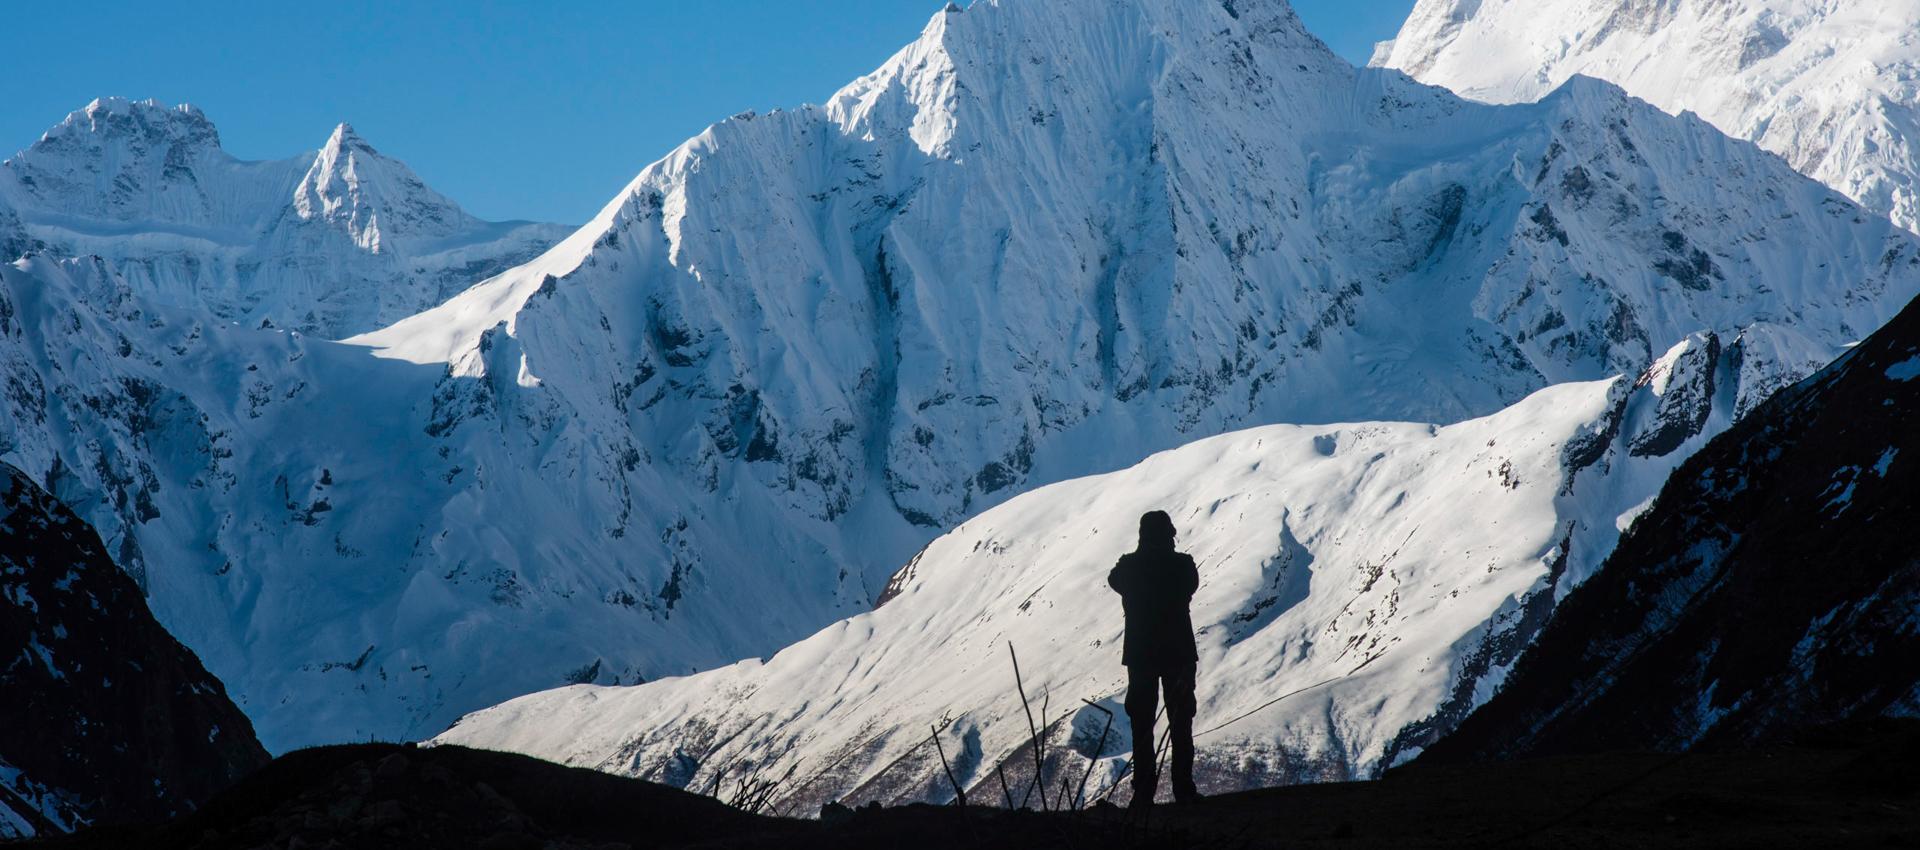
[1107,547,1199,671]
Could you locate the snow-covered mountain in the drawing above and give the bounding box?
[0,98,569,337]
[4,0,1916,760]
[431,350,1740,807]
[424,0,1918,799]
[0,461,265,839]
[1373,0,1920,233]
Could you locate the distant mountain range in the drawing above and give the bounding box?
[0,98,568,338]
[1,0,1916,820]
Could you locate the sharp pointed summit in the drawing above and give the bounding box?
[0,99,570,336]
[295,119,480,253]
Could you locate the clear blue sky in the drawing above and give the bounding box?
[1,1,1416,224]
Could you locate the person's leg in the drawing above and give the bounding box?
[1123,665,1159,803]
[1165,665,1198,801]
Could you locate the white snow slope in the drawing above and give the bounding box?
[0,98,570,338]
[432,348,1740,807]
[4,0,1916,756]
[1374,0,1920,233]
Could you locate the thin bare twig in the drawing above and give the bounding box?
[930,724,967,807]
[1074,699,1114,809]
[1038,687,1053,810]
[1010,642,1049,811]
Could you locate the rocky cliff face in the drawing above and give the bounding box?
[1376,0,1920,233]
[0,461,267,839]
[0,98,569,338]
[1424,289,1920,763]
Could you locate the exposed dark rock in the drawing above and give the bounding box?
[0,462,267,837]
[1628,332,1720,458]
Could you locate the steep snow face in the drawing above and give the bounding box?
[0,254,902,754]
[1374,0,1920,232]
[6,0,1917,756]
[0,98,569,337]
[431,369,1736,807]
[356,0,1917,535]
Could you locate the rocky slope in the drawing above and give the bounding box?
[1374,0,1920,233]
[4,0,1917,756]
[1423,288,1920,763]
[0,462,267,839]
[0,98,569,338]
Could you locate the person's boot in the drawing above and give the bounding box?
[1173,774,1201,804]
[1129,774,1156,811]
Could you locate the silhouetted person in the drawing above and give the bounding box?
[1108,510,1200,806]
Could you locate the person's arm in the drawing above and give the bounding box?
[1108,556,1132,595]
[1180,554,1199,600]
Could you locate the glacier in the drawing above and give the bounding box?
[3,0,1917,760]
[1374,0,1920,233]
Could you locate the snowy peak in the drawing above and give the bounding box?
[827,0,1345,149]
[61,96,221,148]
[0,99,568,336]
[293,120,480,253]
[3,97,246,226]
[1375,0,1920,231]
[325,121,371,151]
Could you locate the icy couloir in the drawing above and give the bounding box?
[0,98,570,338]
[4,0,1918,754]
[1374,0,1920,233]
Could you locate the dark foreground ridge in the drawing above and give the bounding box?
[0,462,268,836]
[20,724,1919,849]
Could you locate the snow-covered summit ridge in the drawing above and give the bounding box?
[1375,0,1920,232]
[353,0,1353,366]
[0,98,569,337]
[354,0,1917,533]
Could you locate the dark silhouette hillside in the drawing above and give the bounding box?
[0,462,268,836]
[15,724,1917,849]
